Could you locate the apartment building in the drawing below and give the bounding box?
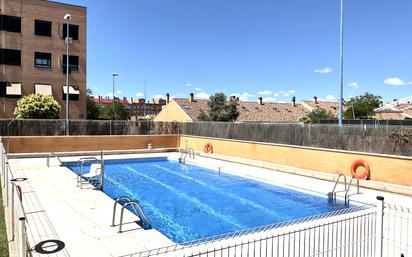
[0,0,86,118]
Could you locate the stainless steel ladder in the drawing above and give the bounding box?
[329,174,361,204]
[46,152,63,167]
[112,196,152,233]
[179,148,195,164]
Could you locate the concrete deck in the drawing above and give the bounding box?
[7,152,412,257]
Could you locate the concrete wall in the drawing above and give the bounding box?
[4,135,179,153]
[181,135,412,187]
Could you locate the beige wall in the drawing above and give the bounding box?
[4,135,179,153]
[154,101,192,122]
[181,135,412,186]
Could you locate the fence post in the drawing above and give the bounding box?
[19,216,26,257]
[376,196,384,257]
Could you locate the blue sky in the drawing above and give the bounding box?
[65,0,411,103]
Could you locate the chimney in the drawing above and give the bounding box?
[259,97,263,105]
[313,96,318,104]
[131,97,134,103]
[236,97,239,101]
[230,95,236,101]
[166,93,170,103]
[292,96,296,107]
[190,93,194,102]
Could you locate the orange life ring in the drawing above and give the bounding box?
[204,143,213,154]
[351,160,370,180]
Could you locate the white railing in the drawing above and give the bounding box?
[1,140,28,257]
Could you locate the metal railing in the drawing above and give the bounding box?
[46,152,63,167]
[112,196,152,233]
[1,140,28,257]
[179,148,195,164]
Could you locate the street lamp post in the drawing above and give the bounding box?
[338,0,344,127]
[112,73,119,119]
[64,14,71,136]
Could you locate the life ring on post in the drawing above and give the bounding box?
[204,143,213,154]
[351,160,370,180]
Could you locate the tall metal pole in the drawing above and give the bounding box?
[112,75,115,120]
[112,73,119,120]
[65,17,70,135]
[144,80,147,117]
[338,0,344,127]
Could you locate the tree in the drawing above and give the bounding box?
[300,108,336,123]
[344,92,382,119]
[197,93,239,122]
[14,94,61,119]
[86,89,100,119]
[100,101,128,120]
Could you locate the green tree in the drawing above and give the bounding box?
[197,93,239,122]
[344,92,382,119]
[14,94,61,119]
[300,108,336,123]
[86,89,100,120]
[100,101,128,120]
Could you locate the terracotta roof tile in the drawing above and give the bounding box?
[302,100,343,116]
[174,99,309,122]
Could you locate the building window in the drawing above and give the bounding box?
[35,20,52,37]
[62,55,79,72]
[0,82,22,98]
[0,15,21,33]
[62,85,80,101]
[0,49,21,66]
[35,84,52,96]
[63,24,79,40]
[34,52,52,68]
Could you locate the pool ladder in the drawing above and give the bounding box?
[328,174,361,205]
[46,152,63,167]
[179,148,195,164]
[112,196,152,233]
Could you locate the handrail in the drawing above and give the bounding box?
[119,200,152,232]
[186,148,195,159]
[112,196,152,232]
[179,149,188,164]
[46,152,63,167]
[344,176,361,204]
[328,174,347,202]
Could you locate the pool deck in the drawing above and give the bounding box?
[7,152,412,257]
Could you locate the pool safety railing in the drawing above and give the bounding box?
[46,152,63,167]
[112,196,152,233]
[179,148,195,164]
[1,141,28,257]
[329,173,361,205]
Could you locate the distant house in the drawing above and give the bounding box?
[374,103,412,120]
[301,96,343,117]
[154,94,310,122]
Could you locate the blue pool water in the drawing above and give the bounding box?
[66,158,347,243]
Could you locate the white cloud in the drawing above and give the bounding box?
[262,97,277,102]
[288,90,296,94]
[195,87,202,91]
[314,67,333,74]
[325,94,336,101]
[136,92,144,97]
[408,81,412,85]
[186,83,192,87]
[348,82,359,89]
[278,100,286,103]
[384,77,406,86]
[231,92,254,101]
[258,90,272,96]
[153,94,165,100]
[279,90,286,94]
[273,93,279,97]
[283,93,290,97]
[195,92,210,99]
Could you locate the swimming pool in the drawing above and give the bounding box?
[66,158,348,243]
